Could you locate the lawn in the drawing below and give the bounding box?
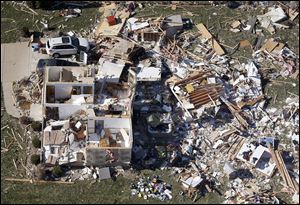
[1,2,101,43]
[1,168,224,204]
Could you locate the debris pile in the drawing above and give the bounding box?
[115,2,299,202]
[130,175,172,201]
[61,166,112,182]
[5,1,299,203]
[12,72,43,115]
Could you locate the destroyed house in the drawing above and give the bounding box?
[43,66,95,120]
[43,119,86,166]
[42,60,136,167]
[84,57,136,166]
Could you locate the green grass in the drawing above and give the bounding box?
[1,86,28,178]
[137,3,299,60]
[264,77,299,108]
[1,168,224,204]
[1,2,100,43]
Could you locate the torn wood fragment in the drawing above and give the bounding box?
[196,23,225,55]
[247,16,257,33]
[1,125,8,130]
[231,20,241,29]
[13,159,18,171]
[220,96,248,129]
[261,39,279,53]
[288,9,299,21]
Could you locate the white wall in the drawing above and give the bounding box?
[55,85,73,99]
[92,117,130,129]
[48,67,61,82]
[104,118,130,129]
[58,104,86,119]
[45,104,86,120]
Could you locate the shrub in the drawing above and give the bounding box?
[26,1,37,9]
[31,121,42,132]
[52,166,63,177]
[31,154,40,165]
[21,27,31,38]
[32,137,41,148]
[37,1,53,9]
[19,116,33,125]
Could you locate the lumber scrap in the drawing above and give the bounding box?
[230,137,246,161]
[10,129,23,150]
[261,39,279,53]
[12,159,18,171]
[288,8,299,21]
[236,95,265,109]
[268,144,297,193]
[220,96,248,129]
[268,144,289,186]
[196,23,225,55]
[247,16,257,33]
[205,184,212,192]
[277,150,297,192]
[1,125,9,130]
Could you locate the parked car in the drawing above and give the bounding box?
[46,36,90,58]
[36,59,80,73]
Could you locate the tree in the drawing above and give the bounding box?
[32,137,41,148]
[37,1,53,9]
[26,1,37,9]
[31,121,42,132]
[19,116,33,125]
[31,154,41,165]
[52,166,63,177]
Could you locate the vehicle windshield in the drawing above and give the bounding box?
[62,36,70,43]
[71,37,79,48]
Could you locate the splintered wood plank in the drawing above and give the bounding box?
[288,9,299,21]
[196,23,225,55]
[261,39,278,53]
[196,23,212,39]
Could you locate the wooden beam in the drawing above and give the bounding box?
[189,87,222,98]
[190,92,219,103]
[231,138,246,160]
[193,95,219,107]
[179,76,205,86]
[220,96,249,129]
[190,84,222,95]
[277,150,297,191]
[196,23,225,55]
[268,144,289,186]
[174,72,205,86]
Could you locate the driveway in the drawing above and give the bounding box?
[1,42,48,118]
